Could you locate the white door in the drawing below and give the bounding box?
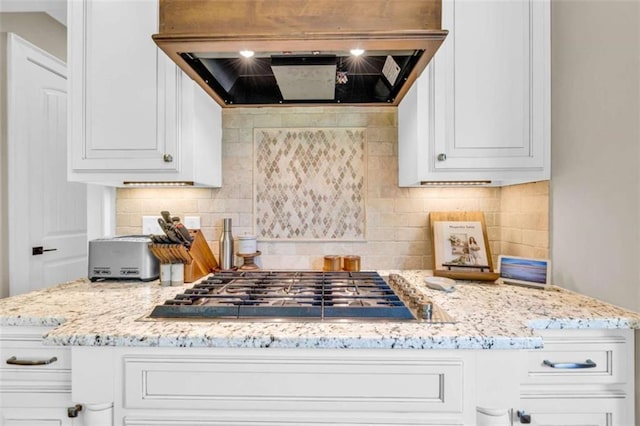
[7,34,87,295]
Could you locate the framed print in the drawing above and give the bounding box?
[498,255,551,288]
[429,212,499,281]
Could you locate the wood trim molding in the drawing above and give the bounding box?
[158,0,442,36]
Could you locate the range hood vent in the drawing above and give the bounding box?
[271,55,337,101]
[153,0,448,107]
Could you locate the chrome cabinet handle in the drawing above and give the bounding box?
[543,359,596,369]
[6,356,58,366]
[437,153,447,161]
[163,154,174,163]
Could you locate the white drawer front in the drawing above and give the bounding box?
[1,344,71,370]
[0,327,71,392]
[524,330,630,385]
[123,354,464,414]
[1,405,75,422]
[122,419,467,426]
[518,395,629,426]
[527,348,612,378]
[2,420,64,426]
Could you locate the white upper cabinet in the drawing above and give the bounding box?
[68,0,221,187]
[399,0,550,186]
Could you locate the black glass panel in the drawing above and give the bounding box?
[180,51,424,105]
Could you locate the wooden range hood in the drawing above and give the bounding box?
[153,0,447,107]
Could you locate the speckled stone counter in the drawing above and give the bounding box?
[1,270,639,349]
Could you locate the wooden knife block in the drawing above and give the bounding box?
[148,230,217,283]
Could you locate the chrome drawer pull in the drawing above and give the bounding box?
[6,356,58,366]
[543,359,596,369]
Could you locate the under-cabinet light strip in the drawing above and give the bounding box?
[122,181,195,187]
[420,180,492,186]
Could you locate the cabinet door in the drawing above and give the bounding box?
[1,407,78,426]
[434,0,549,171]
[516,400,622,426]
[68,0,179,172]
[122,353,464,415]
[398,0,550,186]
[525,412,610,426]
[121,419,464,426]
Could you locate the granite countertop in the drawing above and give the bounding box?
[1,270,639,349]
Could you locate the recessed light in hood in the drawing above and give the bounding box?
[153,0,448,107]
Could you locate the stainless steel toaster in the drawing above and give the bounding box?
[88,236,159,281]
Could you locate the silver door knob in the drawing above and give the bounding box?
[163,154,173,163]
[437,153,447,161]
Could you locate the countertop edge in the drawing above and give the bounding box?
[41,333,545,350]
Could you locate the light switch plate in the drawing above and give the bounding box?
[184,216,201,229]
[142,216,163,234]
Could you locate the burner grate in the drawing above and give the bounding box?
[149,271,415,321]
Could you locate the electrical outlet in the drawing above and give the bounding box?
[142,216,163,234]
[184,216,201,229]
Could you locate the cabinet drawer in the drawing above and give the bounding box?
[1,344,71,370]
[123,353,464,415]
[1,406,77,425]
[523,330,631,385]
[0,326,71,392]
[518,396,629,426]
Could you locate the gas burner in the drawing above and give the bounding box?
[330,299,377,308]
[149,271,415,321]
[267,298,305,307]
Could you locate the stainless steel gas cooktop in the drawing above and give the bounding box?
[149,271,445,322]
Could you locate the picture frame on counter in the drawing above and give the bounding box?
[429,212,499,281]
[497,255,551,288]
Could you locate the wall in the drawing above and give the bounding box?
[551,0,640,311]
[500,181,549,260]
[0,34,7,298]
[0,12,66,61]
[116,107,549,271]
[0,12,66,298]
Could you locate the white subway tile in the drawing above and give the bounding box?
[115,110,549,270]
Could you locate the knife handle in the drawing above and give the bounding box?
[158,218,182,244]
[174,223,193,244]
[161,211,173,223]
[168,216,193,245]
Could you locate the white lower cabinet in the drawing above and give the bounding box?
[0,327,83,426]
[63,329,635,426]
[517,329,634,426]
[73,347,474,425]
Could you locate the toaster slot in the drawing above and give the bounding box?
[120,268,140,276]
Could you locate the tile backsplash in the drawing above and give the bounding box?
[254,128,366,241]
[116,107,549,270]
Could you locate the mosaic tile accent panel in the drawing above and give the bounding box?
[254,128,366,240]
